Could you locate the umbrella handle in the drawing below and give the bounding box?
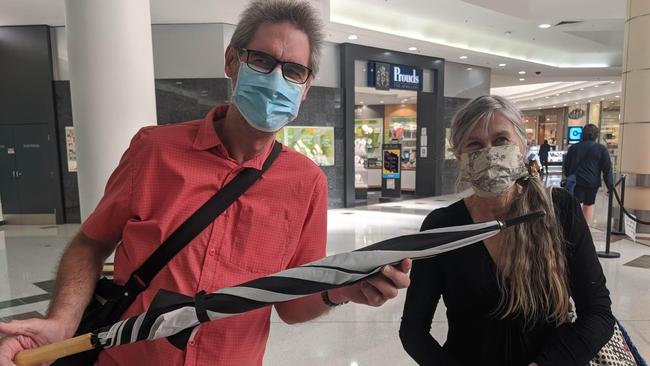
[14,333,94,366]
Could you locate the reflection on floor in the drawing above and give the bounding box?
[0,192,648,365]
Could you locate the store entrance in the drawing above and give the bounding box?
[354,87,417,205]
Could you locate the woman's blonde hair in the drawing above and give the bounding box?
[451,95,570,326]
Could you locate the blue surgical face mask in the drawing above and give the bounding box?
[231,63,306,132]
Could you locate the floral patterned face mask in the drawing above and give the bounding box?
[459,145,529,197]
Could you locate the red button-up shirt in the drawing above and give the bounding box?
[81,105,328,365]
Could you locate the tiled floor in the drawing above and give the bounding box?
[0,190,648,365]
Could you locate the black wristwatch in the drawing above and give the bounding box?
[321,290,349,307]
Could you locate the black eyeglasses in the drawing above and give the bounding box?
[237,48,312,85]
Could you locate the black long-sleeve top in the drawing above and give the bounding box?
[399,188,614,366]
[562,141,614,189]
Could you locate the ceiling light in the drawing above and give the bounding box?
[575,102,579,104]
[556,93,560,96]
[567,91,572,94]
[553,105,557,108]
[538,24,552,29]
[610,81,615,84]
[360,101,364,104]
[580,88,584,91]
[519,78,525,81]
[615,95,620,98]
[545,96,549,99]
[459,55,468,60]
[588,100,592,102]
[538,107,542,109]
[563,104,567,106]
[518,71,526,75]
[466,67,473,71]
[498,63,506,67]
[408,46,417,51]
[348,35,358,40]
[594,85,599,88]
[380,100,385,103]
[601,98,605,100]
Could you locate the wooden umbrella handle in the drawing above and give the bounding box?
[14,333,95,366]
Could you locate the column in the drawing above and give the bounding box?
[65,0,157,220]
[618,0,650,233]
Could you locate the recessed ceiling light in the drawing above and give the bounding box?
[538,24,552,29]
[519,78,525,81]
[615,95,620,98]
[610,81,615,84]
[408,46,417,51]
[567,91,572,94]
[588,100,592,102]
[575,102,579,104]
[466,67,473,71]
[563,104,567,106]
[360,101,364,104]
[538,107,542,109]
[556,93,561,96]
[580,88,584,91]
[601,98,605,100]
[518,71,526,75]
[594,85,599,88]
[545,96,549,99]
[459,55,468,60]
[498,63,507,67]
[380,100,385,103]
[553,105,557,108]
[348,35,358,40]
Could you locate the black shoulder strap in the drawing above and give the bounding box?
[124,141,282,295]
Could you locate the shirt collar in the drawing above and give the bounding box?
[193,104,277,171]
[193,104,229,152]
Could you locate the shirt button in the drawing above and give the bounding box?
[209,248,216,256]
[189,340,196,346]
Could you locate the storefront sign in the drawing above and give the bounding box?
[383,148,401,178]
[65,126,77,172]
[568,126,583,144]
[568,108,585,119]
[368,61,423,91]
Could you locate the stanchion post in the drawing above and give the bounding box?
[618,175,626,232]
[598,183,621,258]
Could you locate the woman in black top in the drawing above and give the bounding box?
[400,96,614,366]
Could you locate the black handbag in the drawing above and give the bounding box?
[52,142,282,365]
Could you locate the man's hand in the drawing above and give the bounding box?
[0,318,72,366]
[329,258,412,307]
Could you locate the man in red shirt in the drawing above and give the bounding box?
[0,1,411,365]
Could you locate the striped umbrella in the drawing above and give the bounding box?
[15,211,544,366]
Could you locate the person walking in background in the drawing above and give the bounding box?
[562,124,614,224]
[539,139,551,175]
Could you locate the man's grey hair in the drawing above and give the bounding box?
[230,0,324,75]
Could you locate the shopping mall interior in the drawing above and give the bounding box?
[0,0,649,364]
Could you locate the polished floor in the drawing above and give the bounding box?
[0,188,648,365]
